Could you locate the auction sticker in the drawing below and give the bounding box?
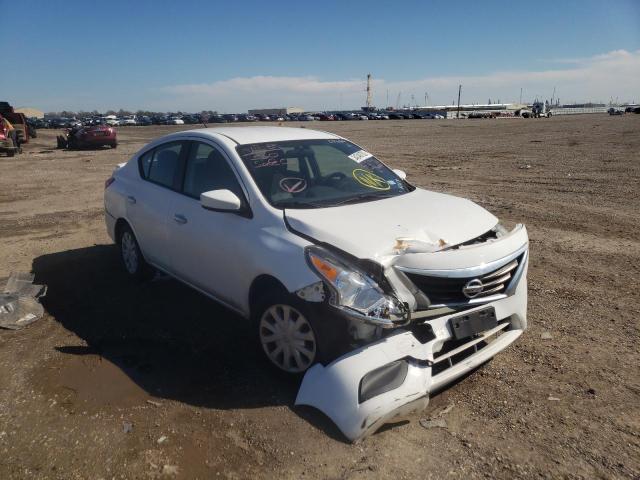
[352,169,390,190]
[348,150,373,163]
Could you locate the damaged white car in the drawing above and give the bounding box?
[104,126,528,442]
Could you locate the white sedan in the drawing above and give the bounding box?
[104,126,529,441]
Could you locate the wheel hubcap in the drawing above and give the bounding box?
[259,304,317,373]
[121,232,138,274]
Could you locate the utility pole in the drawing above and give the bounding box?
[519,87,523,104]
[365,74,372,111]
[386,89,389,109]
[456,84,462,119]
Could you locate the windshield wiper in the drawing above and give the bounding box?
[321,192,396,207]
[276,200,327,209]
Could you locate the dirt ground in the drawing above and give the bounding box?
[0,115,638,479]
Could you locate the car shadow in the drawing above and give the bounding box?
[32,245,298,412]
[31,244,483,443]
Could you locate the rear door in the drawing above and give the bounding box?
[126,140,187,270]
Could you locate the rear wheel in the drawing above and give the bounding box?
[118,225,151,280]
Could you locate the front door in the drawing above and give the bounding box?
[167,141,253,310]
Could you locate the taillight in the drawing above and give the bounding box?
[105,177,115,189]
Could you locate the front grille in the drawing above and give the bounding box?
[403,256,521,306]
[431,320,510,375]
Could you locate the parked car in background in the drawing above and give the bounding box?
[104,125,529,442]
[209,115,227,123]
[25,118,39,138]
[223,114,239,122]
[0,113,21,156]
[0,102,32,147]
[120,116,138,126]
[608,107,624,115]
[167,117,185,125]
[57,124,117,149]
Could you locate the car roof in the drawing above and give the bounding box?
[185,126,340,145]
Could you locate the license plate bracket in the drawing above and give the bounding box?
[450,307,497,339]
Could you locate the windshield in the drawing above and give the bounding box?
[236,139,413,209]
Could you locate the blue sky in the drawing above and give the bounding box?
[2,0,638,112]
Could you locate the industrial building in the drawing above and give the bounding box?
[248,107,304,116]
[415,103,528,118]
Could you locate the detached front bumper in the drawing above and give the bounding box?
[295,259,527,442]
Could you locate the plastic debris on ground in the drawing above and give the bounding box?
[0,273,47,330]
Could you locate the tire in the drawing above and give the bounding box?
[118,225,152,281]
[253,290,349,375]
[111,142,118,149]
[6,149,14,157]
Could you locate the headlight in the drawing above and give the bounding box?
[305,246,408,328]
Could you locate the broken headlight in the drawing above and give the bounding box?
[305,246,408,328]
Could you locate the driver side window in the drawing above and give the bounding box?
[182,142,244,199]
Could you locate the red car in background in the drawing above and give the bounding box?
[57,124,117,149]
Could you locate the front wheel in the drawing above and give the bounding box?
[258,302,319,374]
[254,292,349,375]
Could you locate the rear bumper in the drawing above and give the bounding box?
[295,263,527,442]
[104,211,117,242]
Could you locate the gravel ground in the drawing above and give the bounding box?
[0,115,638,479]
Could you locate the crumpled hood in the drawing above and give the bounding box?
[285,189,498,260]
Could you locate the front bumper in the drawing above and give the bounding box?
[295,262,527,442]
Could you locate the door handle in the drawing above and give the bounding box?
[127,195,136,205]
[173,214,187,225]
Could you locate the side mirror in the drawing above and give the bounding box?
[393,169,407,180]
[201,189,242,212]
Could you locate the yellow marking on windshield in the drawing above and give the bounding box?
[352,169,391,190]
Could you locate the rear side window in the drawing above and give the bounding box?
[139,150,153,177]
[139,141,185,189]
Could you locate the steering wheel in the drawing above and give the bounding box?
[324,171,348,183]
